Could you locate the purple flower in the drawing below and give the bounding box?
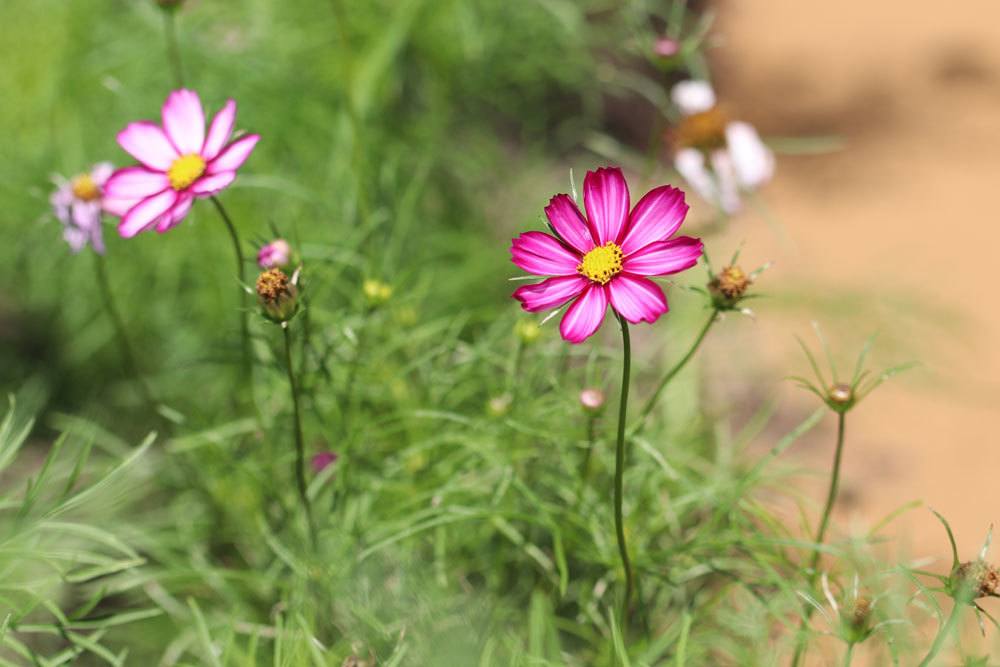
[50,162,114,254]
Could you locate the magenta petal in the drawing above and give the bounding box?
[162,89,206,155]
[510,231,581,277]
[608,275,668,324]
[513,275,588,313]
[156,193,194,233]
[583,167,630,245]
[117,122,178,171]
[189,171,236,196]
[620,185,689,255]
[104,167,170,199]
[118,190,178,238]
[623,236,703,276]
[203,99,236,160]
[544,194,595,254]
[207,135,259,174]
[559,284,609,344]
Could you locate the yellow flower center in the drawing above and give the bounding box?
[577,242,623,284]
[167,153,206,190]
[71,174,101,201]
[673,106,729,152]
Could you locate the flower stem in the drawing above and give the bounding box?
[628,310,716,438]
[162,8,184,88]
[614,314,634,623]
[791,411,848,666]
[283,324,317,547]
[94,253,156,412]
[918,601,964,667]
[842,643,855,667]
[209,196,252,388]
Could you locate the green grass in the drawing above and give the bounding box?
[0,0,993,664]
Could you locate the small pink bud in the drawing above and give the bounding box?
[579,388,606,413]
[653,37,679,58]
[257,239,292,269]
[311,451,338,473]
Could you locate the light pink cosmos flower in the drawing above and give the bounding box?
[50,162,114,254]
[510,167,703,344]
[257,238,291,269]
[104,89,260,238]
[670,80,774,214]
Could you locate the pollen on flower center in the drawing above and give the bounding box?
[167,153,206,190]
[577,242,624,284]
[71,174,101,201]
[673,106,729,151]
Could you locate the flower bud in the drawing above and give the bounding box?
[515,319,541,344]
[708,265,752,310]
[256,268,299,323]
[257,239,292,269]
[579,388,606,413]
[311,451,338,474]
[653,37,679,58]
[487,393,512,418]
[826,383,855,412]
[362,279,393,307]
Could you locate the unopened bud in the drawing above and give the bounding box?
[515,319,541,344]
[257,239,292,269]
[708,265,752,310]
[362,279,393,307]
[826,383,855,411]
[487,394,512,418]
[579,388,606,413]
[653,37,679,58]
[256,268,299,323]
[311,451,338,474]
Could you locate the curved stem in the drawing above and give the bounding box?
[94,253,156,411]
[283,325,317,547]
[918,601,963,667]
[209,196,252,387]
[614,315,634,624]
[628,310,716,437]
[162,8,184,88]
[791,411,847,666]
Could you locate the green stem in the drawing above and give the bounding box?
[918,601,964,667]
[842,642,855,667]
[283,325,317,547]
[613,314,634,624]
[209,196,252,387]
[574,415,599,508]
[628,310,716,437]
[94,253,156,411]
[162,8,184,88]
[791,411,847,666]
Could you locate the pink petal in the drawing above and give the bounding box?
[189,171,236,196]
[162,89,206,155]
[118,190,178,238]
[620,185,689,255]
[623,236,703,276]
[207,134,259,174]
[512,275,588,312]
[726,121,774,188]
[510,231,581,277]
[674,149,717,206]
[544,194,595,254]
[583,167,630,245]
[710,149,742,214]
[608,275,668,324]
[559,284,609,344]
[203,99,236,160]
[156,193,194,233]
[117,122,178,171]
[71,201,101,230]
[102,196,143,218]
[90,162,115,185]
[671,80,716,115]
[104,167,170,199]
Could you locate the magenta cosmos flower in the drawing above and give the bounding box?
[50,162,114,254]
[511,167,703,344]
[104,89,259,238]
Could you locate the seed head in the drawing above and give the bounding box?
[954,560,1000,599]
[256,268,299,323]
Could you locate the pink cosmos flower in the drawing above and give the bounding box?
[257,238,291,269]
[670,80,774,214]
[50,162,114,254]
[104,89,260,238]
[511,167,703,344]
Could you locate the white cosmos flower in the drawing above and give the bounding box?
[670,80,774,214]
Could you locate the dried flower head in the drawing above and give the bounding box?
[708,265,752,309]
[954,561,1000,599]
[256,268,299,323]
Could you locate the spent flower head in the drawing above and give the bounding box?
[105,89,259,237]
[797,573,894,648]
[926,512,1000,633]
[698,246,770,313]
[791,326,915,415]
[257,239,292,269]
[256,267,299,324]
[50,162,114,254]
[510,167,703,343]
